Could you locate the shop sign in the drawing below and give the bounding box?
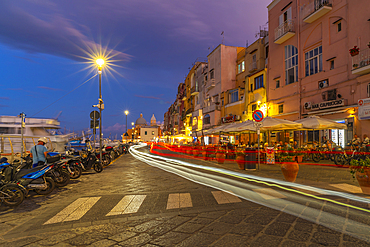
[358,105,370,120]
[222,115,236,123]
[358,98,370,106]
[266,147,275,164]
[311,99,345,110]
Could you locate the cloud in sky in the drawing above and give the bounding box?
[103,123,126,133]
[38,86,63,91]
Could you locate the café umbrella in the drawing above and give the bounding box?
[294,116,347,130]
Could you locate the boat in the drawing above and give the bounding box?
[0,115,69,158]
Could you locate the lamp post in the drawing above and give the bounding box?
[125,110,129,143]
[96,58,104,164]
[131,122,134,141]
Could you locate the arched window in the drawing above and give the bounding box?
[204,114,210,124]
[285,45,298,85]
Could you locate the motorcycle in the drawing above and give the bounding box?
[79,149,103,173]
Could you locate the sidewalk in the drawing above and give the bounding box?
[151,146,368,198]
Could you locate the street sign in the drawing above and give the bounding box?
[90,111,100,120]
[252,110,264,122]
[90,120,99,129]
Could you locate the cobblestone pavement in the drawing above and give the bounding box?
[0,145,369,246]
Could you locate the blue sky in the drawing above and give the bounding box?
[0,0,271,137]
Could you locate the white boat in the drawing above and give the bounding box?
[0,116,69,157]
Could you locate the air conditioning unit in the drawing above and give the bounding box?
[319,80,329,89]
[304,102,311,109]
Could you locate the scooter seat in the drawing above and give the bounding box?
[16,166,46,179]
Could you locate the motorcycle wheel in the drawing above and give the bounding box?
[93,163,103,173]
[0,184,25,207]
[54,171,70,187]
[35,177,55,195]
[102,156,111,166]
[335,154,346,166]
[311,153,320,162]
[70,165,82,179]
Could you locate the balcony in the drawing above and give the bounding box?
[182,91,187,101]
[249,62,257,72]
[303,0,332,23]
[203,103,221,114]
[352,48,370,75]
[206,79,216,91]
[191,85,199,95]
[274,20,295,44]
[185,107,194,116]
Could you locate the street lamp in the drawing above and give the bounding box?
[96,58,105,165]
[125,110,129,143]
[131,122,134,141]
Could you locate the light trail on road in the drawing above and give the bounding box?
[130,143,370,243]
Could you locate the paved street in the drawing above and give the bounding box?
[1,145,370,246]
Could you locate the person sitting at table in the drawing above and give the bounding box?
[293,140,299,149]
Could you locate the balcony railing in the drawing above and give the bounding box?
[191,85,199,95]
[274,20,295,44]
[352,48,370,75]
[206,79,216,91]
[203,103,220,114]
[249,62,257,72]
[303,0,332,23]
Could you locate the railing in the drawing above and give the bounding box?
[191,85,199,95]
[274,20,295,41]
[302,0,332,20]
[203,104,220,114]
[249,62,257,72]
[206,79,216,91]
[352,48,370,71]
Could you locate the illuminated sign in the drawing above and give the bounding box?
[311,99,345,110]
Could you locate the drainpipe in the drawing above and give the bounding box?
[297,0,304,145]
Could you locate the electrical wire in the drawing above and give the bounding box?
[32,74,97,117]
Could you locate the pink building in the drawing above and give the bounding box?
[267,0,370,146]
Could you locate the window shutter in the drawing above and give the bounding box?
[287,7,292,20]
[279,14,284,25]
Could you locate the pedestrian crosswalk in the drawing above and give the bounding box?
[106,195,147,216]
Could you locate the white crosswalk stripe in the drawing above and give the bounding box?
[212,191,242,204]
[44,197,101,225]
[166,193,193,209]
[107,195,146,216]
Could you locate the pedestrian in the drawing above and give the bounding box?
[362,134,369,152]
[293,140,299,149]
[30,137,48,168]
[352,134,361,148]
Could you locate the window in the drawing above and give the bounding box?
[279,7,292,25]
[252,104,257,112]
[278,104,284,114]
[152,131,155,135]
[330,60,334,70]
[337,22,342,32]
[222,99,224,106]
[204,114,210,124]
[145,131,147,135]
[276,80,280,88]
[327,89,337,101]
[230,89,239,103]
[237,61,245,74]
[285,45,298,84]
[252,54,256,63]
[368,83,370,98]
[210,69,214,79]
[305,46,322,76]
[254,75,264,90]
[250,83,253,92]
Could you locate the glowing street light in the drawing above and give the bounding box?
[96,58,105,164]
[125,110,129,142]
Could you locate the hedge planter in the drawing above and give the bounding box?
[235,155,245,170]
[216,153,226,164]
[281,161,299,182]
[355,170,370,195]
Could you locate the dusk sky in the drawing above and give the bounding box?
[0,0,271,137]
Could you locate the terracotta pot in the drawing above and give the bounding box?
[355,170,370,195]
[235,155,245,169]
[296,155,303,163]
[202,151,208,160]
[281,162,299,182]
[216,153,225,164]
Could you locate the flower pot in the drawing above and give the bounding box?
[216,153,225,164]
[235,155,245,169]
[296,155,303,163]
[351,51,359,56]
[202,151,208,160]
[355,170,370,195]
[193,148,200,157]
[281,162,299,182]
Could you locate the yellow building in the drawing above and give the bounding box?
[245,38,268,120]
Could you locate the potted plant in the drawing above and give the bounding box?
[279,155,299,182]
[295,148,305,163]
[349,158,370,195]
[235,147,246,170]
[349,46,360,56]
[353,64,359,69]
[193,145,200,157]
[201,146,208,160]
[215,146,226,164]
